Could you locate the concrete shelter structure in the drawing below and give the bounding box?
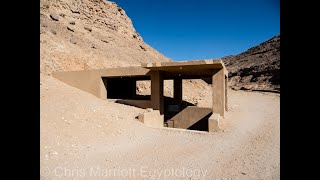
[53,59,228,131]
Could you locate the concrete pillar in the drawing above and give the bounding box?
[225,75,228,111]
[212,68,225,116]
[173,78,182,104]
[151,71,164,114]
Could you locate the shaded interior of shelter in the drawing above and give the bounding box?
[187,112,212,131]
[102,76,212,131]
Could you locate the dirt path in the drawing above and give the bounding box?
[40,76,280,179]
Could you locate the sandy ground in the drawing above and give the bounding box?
[40,75,280,180]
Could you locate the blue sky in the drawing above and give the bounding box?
[111,0,279,61]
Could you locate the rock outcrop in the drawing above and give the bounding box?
[40,0,171,75]
[223,35,280,92]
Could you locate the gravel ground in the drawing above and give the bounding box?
[40,75,279,179]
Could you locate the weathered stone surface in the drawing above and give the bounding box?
[50,13,59,21]
[67,26,74,32]
[84,26,92,32]
[51,30,57,35]
[59,13,65,17]
[101,39,108,43]
[70,38,76,44]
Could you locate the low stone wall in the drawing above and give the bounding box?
[138,109,164,128]
[167,106,212,130]
[116,99,152,109]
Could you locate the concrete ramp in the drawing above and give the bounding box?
[115,99,152,109]
[167,106,212,130]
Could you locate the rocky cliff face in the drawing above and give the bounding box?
[40,0,171,75]
[40,0,280,93]
[222,35,280,92]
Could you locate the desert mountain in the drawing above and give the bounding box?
[40,0,171,76]
[40,0,213,106]
[40,0,280,98]
[40,0,279,94]
[223,35,280,92]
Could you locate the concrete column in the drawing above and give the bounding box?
[173,78,182,104]
[212,68,225,116]
[225,75,228,111]
[151,71,164,114]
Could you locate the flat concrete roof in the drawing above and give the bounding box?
[141,59,226,69]
[101,59,227,79]
[53,59,227,80]
[141,59,227,79]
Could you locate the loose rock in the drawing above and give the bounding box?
[84,26,92,32]
[67,26,74,32]
[50,13,59,21]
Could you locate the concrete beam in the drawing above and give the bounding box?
[99,67,150,77]
[143,59,225,68]
[115,99,151,109]
[151,71,164,114]
[212,68,225,116]
[173,78,182,104]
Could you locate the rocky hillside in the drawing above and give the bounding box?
[222,35,280,92]
[40,0,211,106]
[40,0,280,94]
[40,0,171,75]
